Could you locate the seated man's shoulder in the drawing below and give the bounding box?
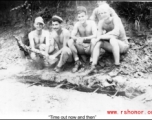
[87,20,96,24]
[62,28,70,34]
[51,30,58,39]
[28,30,35,37]
[74,22,80,27]
[42,29,50,35]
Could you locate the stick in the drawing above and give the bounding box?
[13,35,46,56]
[13,35,58,65]
[93,88,99,93]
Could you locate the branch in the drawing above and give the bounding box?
[13,35,58,65]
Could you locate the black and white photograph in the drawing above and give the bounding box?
[0,0,152,119]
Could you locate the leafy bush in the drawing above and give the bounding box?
[112,2,152,28]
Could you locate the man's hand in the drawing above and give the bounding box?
[40,51,49,57]
[48,55,58,65]
[76,37,84,44]
[49,55,56,60]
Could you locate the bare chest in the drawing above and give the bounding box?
[78,25,92,37]
[34,34,46,44]
[54,33,64,49]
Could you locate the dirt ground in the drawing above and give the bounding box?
[0,25,152,119]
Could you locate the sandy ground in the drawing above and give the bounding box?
[0,64,152,119]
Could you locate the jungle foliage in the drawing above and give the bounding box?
[0,1,151,28]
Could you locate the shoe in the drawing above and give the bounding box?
[86,65,97,75]
[54,66,62,73]
[78,65,85,73]
[72,60,82,73]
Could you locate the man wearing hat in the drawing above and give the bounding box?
[28,16,52,62]
[49,15,73,72]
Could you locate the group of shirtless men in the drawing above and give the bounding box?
[28,1,129,75]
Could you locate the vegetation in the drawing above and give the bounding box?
[112,2,152,28]
[0,1,151,28]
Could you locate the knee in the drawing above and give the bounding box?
[95,41,102,48]
[62,47,69,54]
[30,52,37,60]
[91,38,98,46]
[110,38,118,46]
[68,39,75,47]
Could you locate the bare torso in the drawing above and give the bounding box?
[29,29,49,48]
[77,20,94,37]
[52,28,69,49]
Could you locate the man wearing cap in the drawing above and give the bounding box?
[68,6,98,73]
[28,16,53,62]
[49,15,73,72]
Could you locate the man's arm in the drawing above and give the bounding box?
[105,16,120,36]
[63,30,70,47]
[97,21,111,40]
[28,32,36,50]
[71,22,79,41]
[97,20,104,37]
[44,31,50,55]
[48,34,56,54]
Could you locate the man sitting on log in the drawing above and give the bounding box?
[48,15,73,73]
[68,6,98,73]
[87,3,129,75]
[28,16,51,62]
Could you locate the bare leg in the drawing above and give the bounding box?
[90,38,99,62]
[68,39,86,73]
[68,39,79,61]
[57,47,72,68]
[92,41,102,65]
[99,38,129,65]
[110,38,120,65]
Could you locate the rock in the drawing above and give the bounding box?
[96,75,111,82]
[95,75,115,87]
[134,72,144,78]
[40,72,56,81]
[108,70,119,77]
[112,76,127,88]
[146,34,152,41]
